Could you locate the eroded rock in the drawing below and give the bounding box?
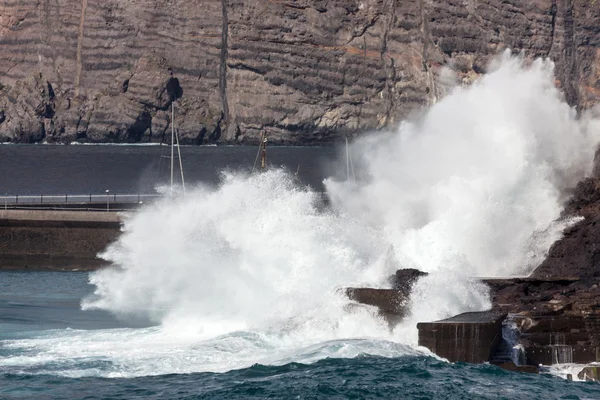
[0,1,598,144]
[345,268,428,325]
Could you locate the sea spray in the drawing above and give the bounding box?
[83,170,390,343]
[83,52,600,360]
[326,52,600,334]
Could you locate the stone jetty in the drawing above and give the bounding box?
[0,210,121,271]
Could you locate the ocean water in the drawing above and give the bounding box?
[2,273,600,400]
[0,143,337,195]
[2,53,600,398]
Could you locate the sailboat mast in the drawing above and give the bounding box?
[346,137,350,183]
[170,101,175,191]
[345,136,356,184]
[175,127,186,195]
[261,134,268,170]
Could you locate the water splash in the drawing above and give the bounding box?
[83,170,389,342]
[82,52,600,365]
[327,52,600,330]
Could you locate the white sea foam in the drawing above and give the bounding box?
[3,52,596,378]
[0,327,426,378]
[546,363,596,382]
[83,170,389,339]
[327,52,600,336]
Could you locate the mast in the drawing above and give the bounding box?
[261,134,268,170]
[175,127,186,195]
[170,100,175,191]
[345,137,350,183]
[345,136,356,184]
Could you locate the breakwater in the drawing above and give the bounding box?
[0,193,161,212]
[0,210,122,271]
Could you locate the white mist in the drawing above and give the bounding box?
[74,52,600,374]
[327,52,600,332]
[84,170,390,339]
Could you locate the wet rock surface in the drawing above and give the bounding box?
[389,268,428,292]
[0,1,598,144]
[413,175,600,372]
[345,287,410,326]
[417,311,506,364]
[578,366,600,381]
[350,175,600,373]
[345,269,429,325]
[533,177,600,280]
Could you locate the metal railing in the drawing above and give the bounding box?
[0,193,165,211]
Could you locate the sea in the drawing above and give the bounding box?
[3,54,600,399]
[0,145,598,399]
[1,267,596,400]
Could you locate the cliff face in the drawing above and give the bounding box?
[0,0,598,144]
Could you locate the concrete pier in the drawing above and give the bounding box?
[0,210,122,270]
[417,311,506,364]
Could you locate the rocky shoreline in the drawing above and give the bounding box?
[346,175,600,379]
[3,179,600,379]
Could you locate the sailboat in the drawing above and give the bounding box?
[345,136,356,185]
[252,132,268,172]
[165,68,186,195]
[169,101,186,195]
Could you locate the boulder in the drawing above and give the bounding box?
[345,268,428,325]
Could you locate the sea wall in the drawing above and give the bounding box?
[0,0,598,144]
[0,210,121,270]
[417,311,506,364]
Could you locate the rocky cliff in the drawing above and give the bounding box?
[0,0,598,144]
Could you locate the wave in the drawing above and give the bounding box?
[76,51,600,374]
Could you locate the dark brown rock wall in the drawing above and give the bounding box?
[532,177,600,279]
[0,0,598,144]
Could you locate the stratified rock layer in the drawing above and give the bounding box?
[0,0,598,144]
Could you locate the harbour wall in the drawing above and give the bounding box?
[417,311,506,365]
[0,210,122,271]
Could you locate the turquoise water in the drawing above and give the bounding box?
[4,357,600,400]
[1,272,600,399]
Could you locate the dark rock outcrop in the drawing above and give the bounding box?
[389,268,428,292]
[0,1,598,144]
[533,177,600,280]
[416,276,600,368]
[345,287,409,325]
[415,174,600,371]
[345,268,429,325]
